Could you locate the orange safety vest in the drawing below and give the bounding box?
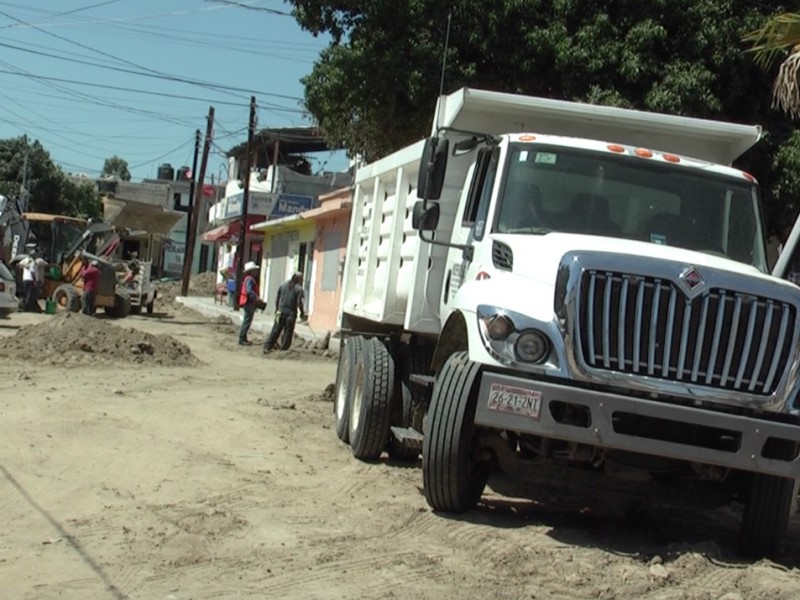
[239,274,259,307]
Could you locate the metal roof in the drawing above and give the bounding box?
[226,127,341,159]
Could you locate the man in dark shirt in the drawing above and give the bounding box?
[263,271,306,353]
[80,257,101,315]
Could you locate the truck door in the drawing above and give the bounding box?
[440,146,499,318]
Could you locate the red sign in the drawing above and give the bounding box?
[202,184,215,198]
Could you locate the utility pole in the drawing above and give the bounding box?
[233,96,257,311]
[19,151,29,212]
[180,106,214,297]
[183,128,202,258]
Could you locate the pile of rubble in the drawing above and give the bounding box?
[154,271,218,304]
[0,313,198,367]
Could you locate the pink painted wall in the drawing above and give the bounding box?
[309,210,350,332]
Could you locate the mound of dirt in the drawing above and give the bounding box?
[0,313,199,367]
[155,271,219,304]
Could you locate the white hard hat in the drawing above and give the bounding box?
[244,261,259,272]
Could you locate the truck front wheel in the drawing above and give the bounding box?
[334,336,364,444]
[423,351,489,512]
[348,338,394,460]
[739,471,798,559]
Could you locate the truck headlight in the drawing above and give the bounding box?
[477,305,552,366]
[515,330,549,363]
[485,314,513,340]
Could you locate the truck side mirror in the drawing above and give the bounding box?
[412,201,440,231]
[417,137,449,201]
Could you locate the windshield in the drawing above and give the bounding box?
[494,144,767,271]
[27,220,85,261]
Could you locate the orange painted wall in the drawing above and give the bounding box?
[309,210,350,332]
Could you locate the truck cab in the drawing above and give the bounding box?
[334,87,800,559]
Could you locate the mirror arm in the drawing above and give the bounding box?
[418,229,474,261]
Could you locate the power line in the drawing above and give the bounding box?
[203,0,292,16]
[0,68,304,113]
[129,139,195,170]
[0,7,247,100]
[0,38,303,100]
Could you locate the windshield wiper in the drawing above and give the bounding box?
[504,227,552,235]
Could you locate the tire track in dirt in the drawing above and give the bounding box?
[257,549,444,598]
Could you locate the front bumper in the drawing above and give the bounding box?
[474,371,800,479]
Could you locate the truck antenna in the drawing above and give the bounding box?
[439,11,452,99]
[435,11,453,132]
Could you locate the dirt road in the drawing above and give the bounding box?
[1,308,799,599]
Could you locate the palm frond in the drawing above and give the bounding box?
[743,12,800,69]
[773,51,800,119]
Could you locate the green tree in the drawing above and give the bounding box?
[0,136,102,218]
[62,179,102,220]
[289,1,794,231]
[101,155,131,181]
[0,136,67,214]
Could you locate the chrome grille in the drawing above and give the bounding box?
[577,271,796,395]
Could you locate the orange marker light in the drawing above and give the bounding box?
[476,271,491,280]
[634,148,653,158]
[519,135,536,142]
[663,154,681,163]
[743,172,757,183]
[607,144,625,153]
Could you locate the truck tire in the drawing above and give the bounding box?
[423,351,489,512]
[130,304,142,315]
[348,338,394,460]
[334,336,363,443]
[388,344,433,462]
[105,292,132,319]
[53,284,81,313]
[739,465,799,558]
[146,299,155,314]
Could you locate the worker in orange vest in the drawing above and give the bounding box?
[238,261,263,346]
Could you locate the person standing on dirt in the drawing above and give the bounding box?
[263,271,306,353]
[238,261,263,346]
[19,254,37,312]
[30,251,47,312]
[80,257,101,315]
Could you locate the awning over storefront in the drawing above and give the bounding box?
[202,215,263,243]
[102,197,184,236]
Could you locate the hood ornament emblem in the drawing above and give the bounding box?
[679,266,705,296]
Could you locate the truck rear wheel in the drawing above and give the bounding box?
[423,351,489,512]
[739,469,798,558]
[388,344,433,462]
[334,336,363,443]
[53,284,80,313]
[348,338,394,460]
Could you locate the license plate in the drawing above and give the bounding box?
[487,383,542,419]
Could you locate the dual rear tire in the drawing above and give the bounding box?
[334,336,434,463]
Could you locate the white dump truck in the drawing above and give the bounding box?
[333,87,800,558]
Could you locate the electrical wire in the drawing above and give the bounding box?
[0,68,304,112]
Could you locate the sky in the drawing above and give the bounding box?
[0,0,348,183]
